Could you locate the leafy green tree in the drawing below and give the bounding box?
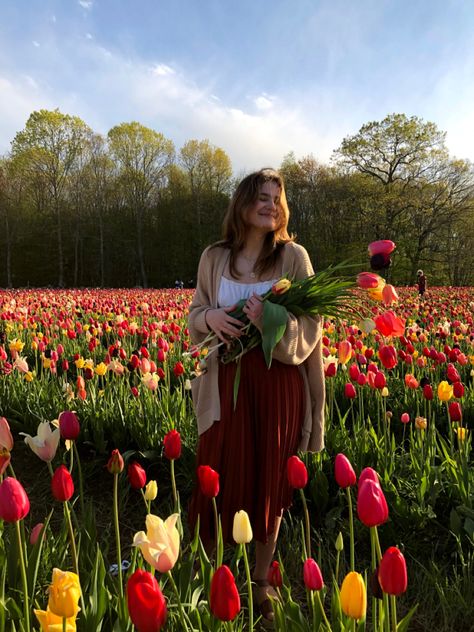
[11,109,92,286]
[107,122,175,287]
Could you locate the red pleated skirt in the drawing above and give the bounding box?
[188,347,305,544]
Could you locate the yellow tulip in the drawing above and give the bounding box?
[437,381,453,402]
[74,358,85,370]
[133,513,180,573]
[415,416,427,430]
[35,607,76,631]
[381,387,389,397]
[47,568,81,619]
[94,362,107,376]
[232,510,253,544]
[457,427,468,442]
[144,480,158,501]
[340,571,366,621]
[271,278,292,295]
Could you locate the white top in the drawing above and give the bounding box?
[217,276,278,307]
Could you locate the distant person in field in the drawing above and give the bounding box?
[187,168,325,623]
[417,269,427,298]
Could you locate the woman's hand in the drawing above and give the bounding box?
[205,306,244,343]
[242,293,263,326]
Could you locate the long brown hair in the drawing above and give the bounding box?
[214,168,294,278]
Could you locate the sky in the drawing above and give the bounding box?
[1,0,473,172]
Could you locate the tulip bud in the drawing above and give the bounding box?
[287,455,308,489]
[344,383,357,399]
[107,449,124,474]
[357,479,389,527]
[58,411,80,441]
[423,384,433,400]
[448,402,462,422]
[453,381,465,398]
[0,477,30,522]
[232,510,253,544]
[335,532,344,552]
[173,362,185,377]
[0,417,14,451]
[128,462,147,489]
[210,565,241,621]
[51,465,74,502]
[197,465,220,497]
[30,522,45,545]
[400,413,410,424]
[334,453,357,488]
[303,558,324,591]
[267,560,283,588]
[163,429,182,460]
[127,569,167,632]
[271,278,292,295]
[144,480,158,501]
[378,546,407,596]
[340,571,367,620]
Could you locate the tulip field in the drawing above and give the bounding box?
[0,284,473,631]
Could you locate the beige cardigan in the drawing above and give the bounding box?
[188,241,325,452]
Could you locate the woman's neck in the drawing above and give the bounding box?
[241,231,267,259]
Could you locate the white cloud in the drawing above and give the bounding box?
[151,63,175,77]
[85,33,93,40]
[32,41,40,47]
[254,95,274,111]
[78,1,93,9]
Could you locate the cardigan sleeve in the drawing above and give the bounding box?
[271,245,322,366]
[188,246,214,344]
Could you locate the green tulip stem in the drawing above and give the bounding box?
[299,489,311,559]
[64,501,86,614]
[62,617,67,632]
[170,459,178,512]
[373,528,390,632]
[47,461,54,478]
[316,590,331,630]
[370,528,377,632]
[390,594,397,632]
[72,441,85,516]
[335,549,340,586]
[242,543,253,630]
[113,472,124,600]
[346,487,355,571]
[212,497,220,567]
[15,520,30,632]
[167,571,190,632]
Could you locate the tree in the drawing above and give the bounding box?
[11,109,92,286]
[107,122,175,287]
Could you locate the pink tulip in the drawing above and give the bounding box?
[368,240,396,256]
[357,272,383,289]
[382,284,399,306]
[0,417,14,451]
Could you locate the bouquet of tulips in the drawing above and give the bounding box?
[220,261,357,369]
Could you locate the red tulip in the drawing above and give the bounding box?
[210,565,241,621]
[163,430,182,460]
[58,411,80,440]
[173,362,185,377]
[374,312,405,337]
[335,453,357,488]
[348,363,360,381]
[447,364,460,383]
[423,384,433,400]
[325,362,337,377]
[128,462,147,489]
[344,383,357,399]
[30,522,45,545]
[303,558,324,591]
[358,467,380,488]
[127,569,167,632]
[51,465,74,502]
[0,477,30,522]
[448,402,462,422]
[267,560,283,588]
[378,546,407,596]
[378,345,397,370]
[453,382,465,398]
[0,416,14,450]
[400,413,410,424]
[338,340,352,365]
[368,240,395,256]
[357,480,389,527]
[357,272,383,289]
[107,449,124,474]
[374,372,386,390]
[287,455,308,489]
[357,373,367,386]
[197,465,220,497]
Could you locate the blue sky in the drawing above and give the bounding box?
[1,0,473,171]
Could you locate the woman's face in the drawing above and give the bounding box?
[244,181,282,235]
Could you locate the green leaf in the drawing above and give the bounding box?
[233,359,242,411]
[262,301,288,367]
[397,603,418,632]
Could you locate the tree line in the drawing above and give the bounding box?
[1,110,473,288]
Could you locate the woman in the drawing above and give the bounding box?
[188,168,325,620]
